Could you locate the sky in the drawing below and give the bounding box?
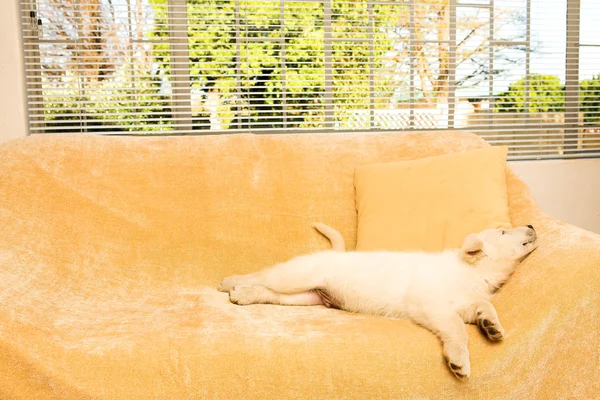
[455,0,599,96]
[505,0,598,90]
[459,0,600,96]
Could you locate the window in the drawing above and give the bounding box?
[20,0,600,160]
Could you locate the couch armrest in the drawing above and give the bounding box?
[497,212,600,318]
[482,214,600,397]
[504,165,600,303]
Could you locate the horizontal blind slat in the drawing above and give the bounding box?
[19,0,600,160]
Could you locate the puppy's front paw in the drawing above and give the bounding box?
[477,317,505,341]
[448,361,470,380]
[445,349,471,380]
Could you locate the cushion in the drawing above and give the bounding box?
[354,146,511,252]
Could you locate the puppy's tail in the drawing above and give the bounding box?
[312,222,346,252]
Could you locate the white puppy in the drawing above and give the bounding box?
[218,224,538,379]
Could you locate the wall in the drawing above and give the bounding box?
[511,159,600,234]
[0,0,27,144]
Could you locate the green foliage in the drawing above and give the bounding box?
[495,74,565,113]
[495,74,600,125]
[37,0,600,133]
[38,0,405,131]
[580,75,600,124]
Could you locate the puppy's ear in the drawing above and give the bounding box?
[461,234,484,264]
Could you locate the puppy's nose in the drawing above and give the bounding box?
[527,224,534,230]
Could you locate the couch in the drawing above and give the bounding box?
[0,131,598,399]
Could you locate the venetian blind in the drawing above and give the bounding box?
[20,0,600,160]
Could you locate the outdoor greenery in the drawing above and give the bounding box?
[495,74,600,124]
[34,0,598,132]
[495,74,566,113]
[580,75,600,124]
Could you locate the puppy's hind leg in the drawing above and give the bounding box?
[229,285,324,306]
[218,253,326,294]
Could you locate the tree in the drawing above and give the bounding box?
[580,75,600,124]
[40,0,121,83]
[384,1,527,104]
[495,74,565,113]
[146,0,530,128]
[37,0,169,132]
[35,0,535,132]
[495,74,600,126]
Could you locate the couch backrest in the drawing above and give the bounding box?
[0,131,537,283]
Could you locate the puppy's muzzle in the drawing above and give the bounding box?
[524,225,537,245]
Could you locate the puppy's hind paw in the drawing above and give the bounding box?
[229,285,266,305]
[217,275,243,293]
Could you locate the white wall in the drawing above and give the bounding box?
[511,159,600,234]
[0,0,27,144]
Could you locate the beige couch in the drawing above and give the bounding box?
[0,131,598,399]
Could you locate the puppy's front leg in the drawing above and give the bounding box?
[471,300,505,341]
[423,314,471,380]
[460,300,505,341]
[218,253,326,294]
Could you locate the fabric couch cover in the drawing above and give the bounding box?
[0,131,598,399]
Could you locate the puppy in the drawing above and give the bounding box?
[218,224,538,379]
